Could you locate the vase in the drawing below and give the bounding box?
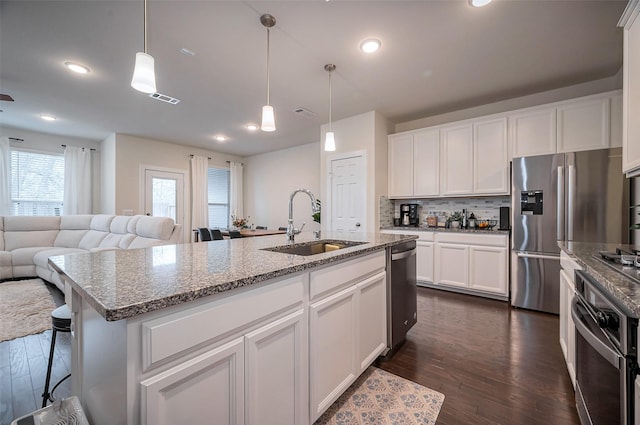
[450,221,460,229]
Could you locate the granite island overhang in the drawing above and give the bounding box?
[48,231,418,425]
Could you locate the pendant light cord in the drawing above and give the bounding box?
[328,69,332,131]
[266,27,270,105]
[143,0,148,53]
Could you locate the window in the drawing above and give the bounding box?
[11,150,64,216]
[208,167,230,228]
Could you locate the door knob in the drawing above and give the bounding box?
[355,223,361,227]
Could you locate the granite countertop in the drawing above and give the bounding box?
[380,226,510,235]
[49,232,417,322]
[559,241,640,316]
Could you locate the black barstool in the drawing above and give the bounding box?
[42,304,72,407]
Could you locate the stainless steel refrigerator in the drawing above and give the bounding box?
[511,148,629,314]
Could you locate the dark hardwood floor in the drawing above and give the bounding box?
[1,284,578,425]
[378,287,580,425]
[1,283,71,425]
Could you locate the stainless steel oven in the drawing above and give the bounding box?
[572,270,638,425]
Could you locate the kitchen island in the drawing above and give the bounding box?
[49,231,416,425]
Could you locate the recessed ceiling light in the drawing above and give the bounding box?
[214,135,226,142]
[360,39,381,53]
[246,124,258,131]
[64,61,90,74]
[40,114,56,121]
[469,0,492,7]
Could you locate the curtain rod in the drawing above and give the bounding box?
[8,137,23,142]
[61,144,96,151]
[190,154,212,160]
[226,160,244,165]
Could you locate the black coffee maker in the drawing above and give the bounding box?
[400,204,419,227]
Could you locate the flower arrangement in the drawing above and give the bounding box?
[231,214,250,229]
[312,199,321,224]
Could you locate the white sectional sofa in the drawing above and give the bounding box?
[0,214,181,291]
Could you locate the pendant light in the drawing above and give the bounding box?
[260,14,276,132]
[131,0,157,94]
[324,64,336,152]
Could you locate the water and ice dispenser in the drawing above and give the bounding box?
[520,190,543,215]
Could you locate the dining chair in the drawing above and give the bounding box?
[198,228,212,242]
[256,226,267,230]
[210,229,224,240]
[229,230,242,239]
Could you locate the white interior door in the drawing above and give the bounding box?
[144,168,184,227]
[330,155,365,233]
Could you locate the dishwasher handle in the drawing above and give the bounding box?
[391,248,416,261]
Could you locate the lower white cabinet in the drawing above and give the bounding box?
[309,262,387,422]
[141,337,245,425]
[559,251,579,389]
[433,232,509,299]
[416,240,434,283]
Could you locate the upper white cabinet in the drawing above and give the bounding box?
[440,123,473,196]
[388,129,439,198]
[510,107,557,157]
[473,117,509,194]
[388,133,414,197]
[557,97,610,153]
[509,91,622,158]
[620,0,640,176]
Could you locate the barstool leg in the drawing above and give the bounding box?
[42,329,57,408]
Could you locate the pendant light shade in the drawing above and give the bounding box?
[131,0,156,94]
[260,14,276,132]
[261,104,276,132]
[324,64,337,152]
[131,52,156,93]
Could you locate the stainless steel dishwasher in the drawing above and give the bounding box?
[387,240,417,351]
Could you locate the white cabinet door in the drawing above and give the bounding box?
[414,129,440,197]
[559,268,576,388]
[557,97,610,153]
[559,269,569,362]
[388,134,414,197]
[309,285,358,422]
[468,245,508,295]
[510,107,557,158]
[611,93,623,149]
[434,243,469,288]
[245,310,307,425]
[622,3,640,176]
[440,123,473,196]
[416,241,434,283]
[356,271,387,372]
[140,337,245,425]
[473,117,509,195]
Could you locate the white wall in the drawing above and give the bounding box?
[0,125,102,213]
[244,142,320,232]
[112,133,243,241]
[320,111,391,233]
[101,133,116,214]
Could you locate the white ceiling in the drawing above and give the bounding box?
[0,0,628,157]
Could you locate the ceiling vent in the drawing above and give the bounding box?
[293,107,316,119]
[149,92,181,105]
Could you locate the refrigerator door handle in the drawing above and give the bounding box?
[557,166,564,241]
[567,164,575,241]
[516,252,560,260]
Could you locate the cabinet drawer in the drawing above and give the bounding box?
[310,251,385,302]
[141,274,304,371]
[435,232,507,247]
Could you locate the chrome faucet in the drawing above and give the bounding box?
[287,188,320,242]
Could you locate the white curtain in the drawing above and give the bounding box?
[0,137,11,216]
[63,146,92,214]
[190,155,209,241]
[229,161,244,221]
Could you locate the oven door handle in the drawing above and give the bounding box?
[571,298,622,370]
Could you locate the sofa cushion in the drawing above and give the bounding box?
[110,216,132,234]
[60,215,94,230]
[126,215,142,234]
[90,215,115,232]
[3,216,61,232]
[5,230,59,251]
[98,233,136,249]
[11,247,54,266]
[54,230,89,248]
[0,217,4,250]
[78,230,109,250]
[136,216,175,240]
[0,250,10,267]
[33,247,86,268]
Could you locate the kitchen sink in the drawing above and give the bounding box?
[261,240,367,256]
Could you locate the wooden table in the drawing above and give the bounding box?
[224,229,287,238]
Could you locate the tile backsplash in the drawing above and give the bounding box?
[379,196,511,228]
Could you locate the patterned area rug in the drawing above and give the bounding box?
[315,367,445,425]
[0,278,56,342]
